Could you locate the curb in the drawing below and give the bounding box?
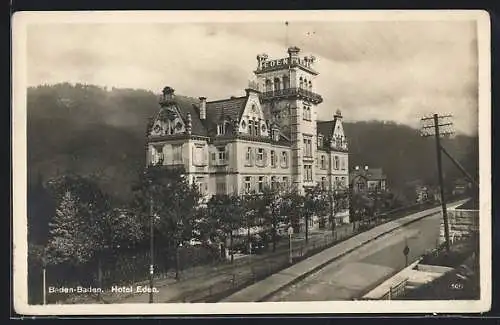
[253,201,465,302]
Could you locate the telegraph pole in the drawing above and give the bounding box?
[421,114,454,252]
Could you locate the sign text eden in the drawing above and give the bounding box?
[261,57,306,69]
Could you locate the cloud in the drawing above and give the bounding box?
[26,20,479,135]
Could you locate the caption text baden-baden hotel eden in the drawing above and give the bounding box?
[146,46,350,224]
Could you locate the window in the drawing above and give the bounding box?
[282,176,289,187]
[335,177,339,188]
[303,106,311,120]
[308,80,312,91]
[217,123,226,135]
[216,147,226,165]
[271,150,276,167]
[274,78,281,91]
[245,147,253,166]
[303,136,312,157]
[341,177,346,188]
[334,156,339,170]
[357,181,365,191]
[257,148,264,162]
[321,177,327,190]
[150,146,163,165]
[317,135,324,147]
[195,177,207,195]
[320,155,326,169]
[271,176,278,190]
[304,165,313,182]
[258,176,265,193]
[283,75,290,89]
[299,77,304,89]
[336,136,343,148]
[173,144,182,163]
[265,79,272,92]
[281,151,288,167]
[216,181,226,195]
[248,120,254,136]
[192,145,206,166]
[244,176,252,193]
[271,129,280,142]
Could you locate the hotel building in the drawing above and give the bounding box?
[146,47,350,222]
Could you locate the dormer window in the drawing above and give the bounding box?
[217,124,225,135]
[272,129,280,142]
[318,134,324,147]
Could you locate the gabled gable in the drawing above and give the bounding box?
[238,90,269,136]
[148,93,208,138]
[332,118,345,139]
[150,105,186,137]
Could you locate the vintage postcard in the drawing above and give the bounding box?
[12,10,491,315]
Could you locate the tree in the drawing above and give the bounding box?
[131,166,201,278]
[241,192,261,252]
[257,186,285,252]
[302,185,325,243]
[280,188,304,235]
[206,194,244,263]
[45,190,92,265]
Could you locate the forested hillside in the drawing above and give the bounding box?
[27,83,479,204]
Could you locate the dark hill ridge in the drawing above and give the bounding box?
[27,83,479,203]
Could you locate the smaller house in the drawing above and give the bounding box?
[350,165,387,194]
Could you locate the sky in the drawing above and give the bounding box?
[26,18,480,135]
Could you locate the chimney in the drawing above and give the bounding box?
[199,97,206,120]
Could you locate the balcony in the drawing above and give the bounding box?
[259,87,323,104]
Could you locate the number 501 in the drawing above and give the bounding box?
[450,283,464,290]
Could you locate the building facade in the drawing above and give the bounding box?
[146,47,349,208]
[349,166,387,194]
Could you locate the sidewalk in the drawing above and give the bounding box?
[103,226,336,303]
[222,199,467,302]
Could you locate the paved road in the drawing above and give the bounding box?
[265,213,443,301]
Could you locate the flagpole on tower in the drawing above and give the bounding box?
[285,21,289,49]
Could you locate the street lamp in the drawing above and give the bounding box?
[176,241,183,280]
[288,225,294,264]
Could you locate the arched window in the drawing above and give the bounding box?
[334,156,339,170]
[265,79,272,92]
[274,78,281,91]
[303,78,308,89]
[282,75,290,89]
[248,120,254,136]
[299,77,304,89]
[308,80,312,91]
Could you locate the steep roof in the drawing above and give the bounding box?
[172,95,208,136]
[317,119,337,138]
[350,168,387,182]
[206,96,248,125]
